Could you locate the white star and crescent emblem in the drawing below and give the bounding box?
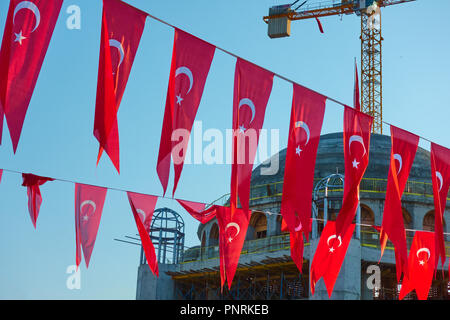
[13,1,41,45]
[80,200,97,222]
[225,222,240,243]
[394,153,403,175]
[175,66,194,106]
[436,171,443,192]
[109,39,125,75]
[136,209,146,224]
[293,121,310,157]
[238,98,256,133]
[327,234,342,253]
[416,247,431,266]
[349,135,366,170]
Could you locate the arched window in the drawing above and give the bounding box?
[423,211,447,240]
[360,204,375,227]
[209,223,219,246]
[250,212,267,239]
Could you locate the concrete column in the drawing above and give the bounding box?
[136,263,175,300]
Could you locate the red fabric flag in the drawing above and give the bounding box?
[21,173,53,228]
[94,0,147,173]
[177,199,217,224]
[75,183,107,268]
[0,0,63,152]
[281,84,326,241]
[353,60,360,111]
[290,230,304,273]
[157,29,216,196]
[315,17,324,33]
[215,205,251,290]
[399,231,436,300]
[335,106,373,237]
[127,192,159,276]
[0,169,3,183]
[230,59,274,216]
[310,221,355,298]
[288,219,312,274]
[430,142,450,269]
[380,126,419,281]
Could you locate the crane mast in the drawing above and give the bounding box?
[264,0,415,134]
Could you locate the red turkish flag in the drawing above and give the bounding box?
[0,169,3,183]
[157,29,215,196]
[285,217,312,273]
[21,173,53,228]
[380,126,419,281]
[215,205,250,290]
[354,60,360,112]
[94,0,147,173]
[0,0,63,152]
[230,59,274,216]
[430,142,450,269]
[310,221,355,298]
[177,199,217,224]
[75,183,107,268]
[127,192,159,276]
[335,106,373,237]
[281,84,326,241]
[399,231,435,300]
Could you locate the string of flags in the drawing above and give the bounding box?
[0,0,449,300]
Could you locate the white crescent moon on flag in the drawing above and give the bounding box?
[295,121,310,145]
[136,209,146,223]
[175,66,194,94]
[394,153,403,175]
[225,222,240,242]
[13,1,41,32]
[238,98,256,124]
[80,200,96,215]
[436,171,443,192]
[294,220,302,232]
[349,135,367,156]
[327,234,342,248]
[416,247,431,261]
[109,39,125,69]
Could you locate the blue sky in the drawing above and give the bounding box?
[0,0,449,299]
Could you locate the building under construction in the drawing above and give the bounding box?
[136,133,450,300]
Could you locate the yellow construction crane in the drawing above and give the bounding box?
[264,0,416,134]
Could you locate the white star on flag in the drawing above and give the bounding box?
[296,145,302,156]
[176,94,183,105]
[329,247,335,253]
[82,215,89,222]
[352,158,360,169]
[419,260,425,266]
[14,31,26,45]
[239,124,246,133]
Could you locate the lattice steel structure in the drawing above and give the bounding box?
[144,207,185,265]
[361,9,383,133]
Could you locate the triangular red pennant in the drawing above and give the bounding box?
[157,29,215,196]
[399,231,436,300]
[310,221,355,298]
[127,192,159,276]
[0,0,63,152]
[94,0,147,173]
[75,183,107,268]
[21,173,54,228]
[380,126,419,281]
